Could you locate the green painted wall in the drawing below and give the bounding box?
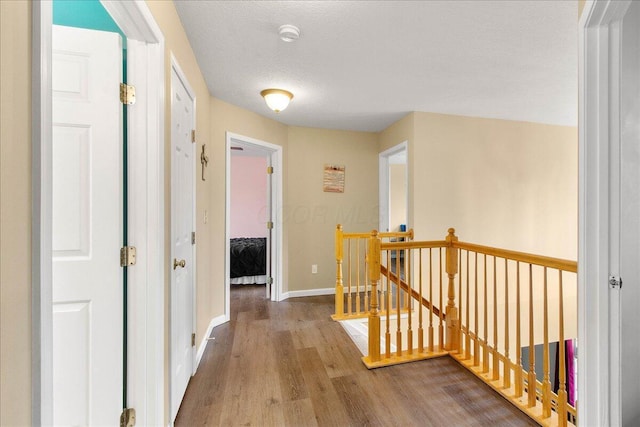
[53,0,126,47]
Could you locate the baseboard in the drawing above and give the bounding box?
[195,314,227,371]
[281,287,335,300]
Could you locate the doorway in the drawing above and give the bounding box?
[580,0,640,424]
[225,132,283,319]
[379,141,408,233]
[33,2,165,425]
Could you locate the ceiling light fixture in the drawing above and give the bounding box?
[278,24,300,42]
[260,89,293,113]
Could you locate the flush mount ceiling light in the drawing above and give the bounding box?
[260,89,294,113]
[278,24,300,42]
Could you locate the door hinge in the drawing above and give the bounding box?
[120,246,137,267]
[191,129,196,143]
[267,221,273,230]
[120,407,136,427]
[192,231,196,245]
[609,275,623,289]
[267,166,273,174]
[119,83,136,105]
[268,277,273,285]
[191,333,196,347]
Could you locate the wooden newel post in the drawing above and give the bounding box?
[445,228,459,352]
[367,230,381,363]
[335,225,344,318]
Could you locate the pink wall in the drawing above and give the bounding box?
[230,156,268,238]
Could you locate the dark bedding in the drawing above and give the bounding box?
[230,238,266,278]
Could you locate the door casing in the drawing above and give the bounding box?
[225,132,284,317]
[32,2,165,425]
[579,0,634,424]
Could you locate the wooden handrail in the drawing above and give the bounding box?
[380,264,442,318]
[454,241,577,273]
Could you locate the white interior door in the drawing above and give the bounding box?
[51,25,123,425]
[618,2,640,425]
[170,62,195,422]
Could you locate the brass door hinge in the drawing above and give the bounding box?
[119,83,136,105]
[191,129,196,143]
[267,221,273,230]
[267,166,273,174]
[120,408,136,427]
[191,333,196,347]
[192,231,196,245]
[120,246,137,267]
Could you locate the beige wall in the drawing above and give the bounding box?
[287,127,379,291]
[0,1,32,425]
[411,112,577,260]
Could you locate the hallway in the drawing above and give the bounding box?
[175,285,535,426]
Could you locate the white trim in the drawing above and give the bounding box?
[32,3,53,425]
[169,54,197,424]
[578,1,632,425]
[225,132,284,318]
[281,288,336,300]
[194,315,226,370]
[379,141,408,232]
[33,2,165,425]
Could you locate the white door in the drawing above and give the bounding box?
[51,25,123,425]
[619,2,640,425]
[170,62,195,421]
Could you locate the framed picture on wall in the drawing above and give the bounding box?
[323,164,345,193]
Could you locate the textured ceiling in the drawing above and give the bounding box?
[175,0,577,132]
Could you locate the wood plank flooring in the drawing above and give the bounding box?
[175,285,537,426]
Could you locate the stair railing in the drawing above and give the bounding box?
[335,226,578,427]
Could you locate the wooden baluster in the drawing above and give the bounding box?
[356,239,361,314]
[396,246,402,357]
[429,248,434,353]
[503,259,510,388]
[439,248,444,350]
[483,254,489,373]
[364,239,369,312]
[367,231,381,363]
[557,270,568,427]
[528,264,536,408]
[404,248,410,311]
[418,248,424,353]
[445,228,459,352]
[335,225,344,317]
[542,267,551,418]
[347,239,352,315]
[515,262,523,398]
[493,256,499,380]
[473,252,479,366]
[465,250,471,360]
[385,250,391,358]
[407,248,413,354]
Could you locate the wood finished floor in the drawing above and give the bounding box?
[175,285,537,427]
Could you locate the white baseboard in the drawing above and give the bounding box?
[194,314,227,371]
[280,287,335,300]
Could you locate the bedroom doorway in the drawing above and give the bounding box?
[379,141,408,233]
[225,132,283,318]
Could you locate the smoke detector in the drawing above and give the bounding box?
[279,25,300,42]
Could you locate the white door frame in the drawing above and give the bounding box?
[225,132,284,317]
[169,54,197,423]
[579,1,632,425]
[379,141,408,232]
[32,2,165,425]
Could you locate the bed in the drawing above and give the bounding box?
[230,237,267,284]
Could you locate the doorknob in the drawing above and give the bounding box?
[173,258,186,270]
